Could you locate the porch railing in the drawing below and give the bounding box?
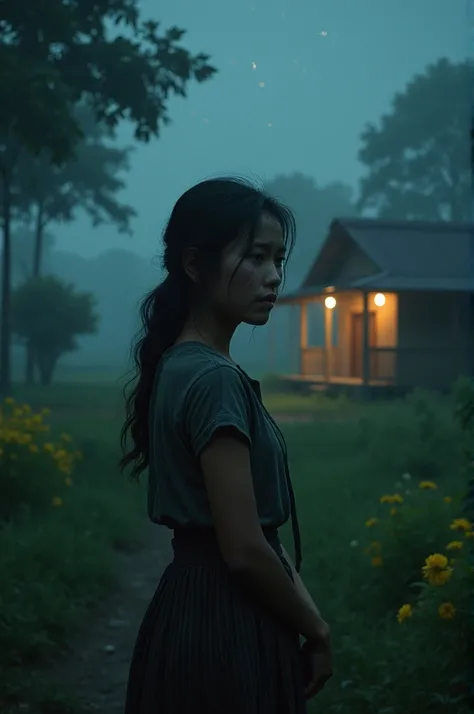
[300,346,470,388]
[300,347,325,376]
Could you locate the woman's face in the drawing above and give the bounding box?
[211,212,287,327]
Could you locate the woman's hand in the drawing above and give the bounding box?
[300,629,333,700]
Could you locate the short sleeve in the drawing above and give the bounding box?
[183,366,252,457]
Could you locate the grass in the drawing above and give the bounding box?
[1,378,472,713]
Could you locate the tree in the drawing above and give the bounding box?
[0,2,217,396]
[264,173,356,289]
[12,276,98,385]
[16,104,136,278]
[13,104,137,384]
[357,58,473,222]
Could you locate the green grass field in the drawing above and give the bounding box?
[1,378,471,713]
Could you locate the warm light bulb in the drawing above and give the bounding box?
[374,293,386,307]
[325,296,336,309]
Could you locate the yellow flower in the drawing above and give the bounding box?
[60,433,72,442]
[419,481,437,490]
[390,507,398,516]
[371,555,383,567]
[446,541,463,551]
[28,444,39,453]
[422,553,452,586]
[4,397,15,405]
[397,604,413,623]
[43,442,55,453]
[368,541,382,553]
[380,494,403,505]
[443,496,452,504]
[41,408,50,416]
[365,517,378,528]
[465,531,474,539]
[52,496,63,507]
[450,518,472,533]
[438,602,456,620]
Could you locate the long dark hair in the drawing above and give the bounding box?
[119,176,296,480]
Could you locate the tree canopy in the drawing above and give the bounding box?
[357,58,473,222]
[1,1,217,164]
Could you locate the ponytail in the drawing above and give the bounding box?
[120,274,189,480]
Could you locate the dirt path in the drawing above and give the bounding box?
[50,523,172,714]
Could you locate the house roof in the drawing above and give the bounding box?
[279,217,474,303]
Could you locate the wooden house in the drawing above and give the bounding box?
[277,217,474,396]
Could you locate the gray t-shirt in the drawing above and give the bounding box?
[147,341,291,530]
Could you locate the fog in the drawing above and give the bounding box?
[13,0,470,377]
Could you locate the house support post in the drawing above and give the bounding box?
[299,302,308,375]
[324,300,332,381]
[362,291,370,398]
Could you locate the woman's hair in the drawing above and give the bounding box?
[119,176,296,480]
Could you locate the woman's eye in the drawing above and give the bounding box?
[251,253,265,263]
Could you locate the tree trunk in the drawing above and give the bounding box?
[25,202,44,385]
[32,201,44,278]
[37,350,57,386]
[0,168,12,398]
[25,341,36,386]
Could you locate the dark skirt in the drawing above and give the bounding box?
[125,527,306,714]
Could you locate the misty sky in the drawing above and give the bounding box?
[56,0,469,260]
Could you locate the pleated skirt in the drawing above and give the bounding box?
[125,527,306,714]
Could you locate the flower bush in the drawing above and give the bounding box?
[359,475,472,707]
[360,472,469,615]
[0,396,82,520]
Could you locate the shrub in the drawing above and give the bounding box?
[360,477,467,614]
[350,388,473,711]
[356,389,464,484]
[0,397,82,520]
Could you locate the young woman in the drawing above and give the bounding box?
[120,177,332,714]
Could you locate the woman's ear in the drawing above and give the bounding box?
[182,247,199,284]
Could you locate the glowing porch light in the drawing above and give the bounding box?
[324,296,336,309]
[374,293,386,307]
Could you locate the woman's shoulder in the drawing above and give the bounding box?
[161,341,243,390]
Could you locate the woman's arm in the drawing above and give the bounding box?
[280,545,323,619]
[200,428,330,645]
